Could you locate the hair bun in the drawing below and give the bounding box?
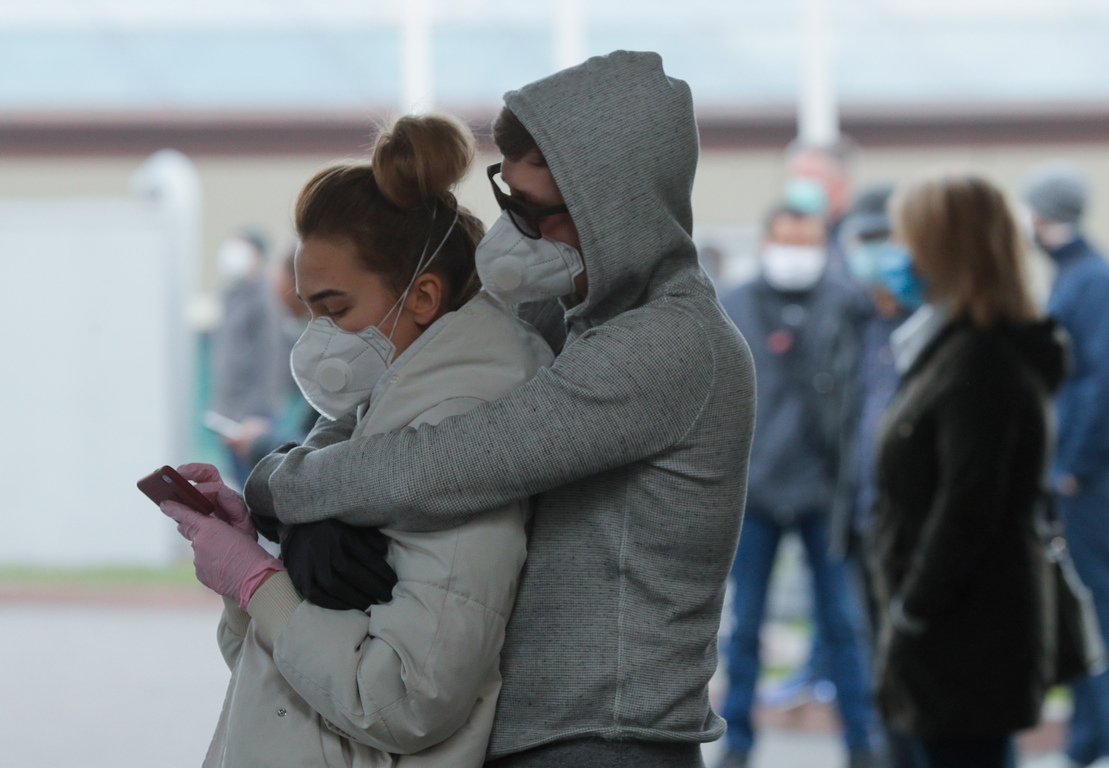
[372,114,475,210]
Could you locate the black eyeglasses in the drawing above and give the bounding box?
[487,163,569,239]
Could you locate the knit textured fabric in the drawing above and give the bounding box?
[252,50,756,757]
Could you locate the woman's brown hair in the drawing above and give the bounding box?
[295,114,483,313]
[894,174,1038,327]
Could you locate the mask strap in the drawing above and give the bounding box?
[384,206,461,340]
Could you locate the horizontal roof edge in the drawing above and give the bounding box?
[2,101,1108,156]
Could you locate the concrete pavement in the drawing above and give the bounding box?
[1,594,227,768]
[0,588,1081,768]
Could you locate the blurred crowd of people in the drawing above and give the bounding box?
[711,145,1109,768]
[206,232,316,489]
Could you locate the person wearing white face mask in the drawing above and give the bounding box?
[208,229,290,487]
[717,204,876,768]
[473,164,585,306]
[158,113,553,768]
[212,246,320,479]
[760,238,828,292]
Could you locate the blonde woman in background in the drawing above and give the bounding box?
[870,175,1066,768]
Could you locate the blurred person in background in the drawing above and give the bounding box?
[242,244,318,461]
[838,183,919,551]
[1024,162,1109,768]
[718,203,875,768]
[785,138,856,271]
[208,229,290,487]
[765,185,914,715]
[837,182,921,768]
[872,175,1065,768]
[698,242,727,288]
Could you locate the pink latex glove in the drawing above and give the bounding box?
[175,463,254,537]
[161,499,284,609]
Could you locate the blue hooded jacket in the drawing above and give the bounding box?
[1047,236,1109,482]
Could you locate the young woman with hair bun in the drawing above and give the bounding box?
[159,113,553,767]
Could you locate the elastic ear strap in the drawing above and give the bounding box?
[385,207,461,339]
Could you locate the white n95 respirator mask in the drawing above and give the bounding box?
[290,318,396,421]
[290,209,459,420]
[475,211,584,305]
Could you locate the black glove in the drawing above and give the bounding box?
[280,520,397,611]
[251,509,283,544]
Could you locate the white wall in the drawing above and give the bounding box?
[0,152,201,565]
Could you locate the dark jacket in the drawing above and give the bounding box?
[722,273,867,522]
[210,274,288,422]
[1047,236,1109,483]
[871,316,1067,737]
[829,305,910,559]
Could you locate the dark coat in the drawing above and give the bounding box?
[1047,236,1109,483]
[870,316,1067,737]
[721,273,868,522]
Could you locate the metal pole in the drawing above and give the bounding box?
[553,0,586,71]
[402,0,434,112]
[798,0,839,145]
[130,150,203,469]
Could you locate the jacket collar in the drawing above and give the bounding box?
[898,314,966,382]
[891,303,950,374]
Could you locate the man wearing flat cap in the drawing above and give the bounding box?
[1024,161,1109,768]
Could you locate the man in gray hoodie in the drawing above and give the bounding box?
[248,50,755,767]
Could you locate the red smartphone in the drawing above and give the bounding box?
[137,465,216,515]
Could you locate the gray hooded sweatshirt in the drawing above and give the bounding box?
[248,50,755,758]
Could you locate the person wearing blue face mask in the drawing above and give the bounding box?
[769,185,922,767]
[839,184,924,768]
[785,138,858,274]
[875,245,925,314]
[838,185,919,572]
[871,174,1066,768]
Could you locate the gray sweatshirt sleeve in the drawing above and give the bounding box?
[244,410,355,520]
[263,308,715,531]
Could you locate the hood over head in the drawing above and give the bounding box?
[503,50,700,321]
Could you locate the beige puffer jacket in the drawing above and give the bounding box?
[204,292,553,767]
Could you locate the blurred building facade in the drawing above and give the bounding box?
[3,0,1109,565]
[2,0,1109,311]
